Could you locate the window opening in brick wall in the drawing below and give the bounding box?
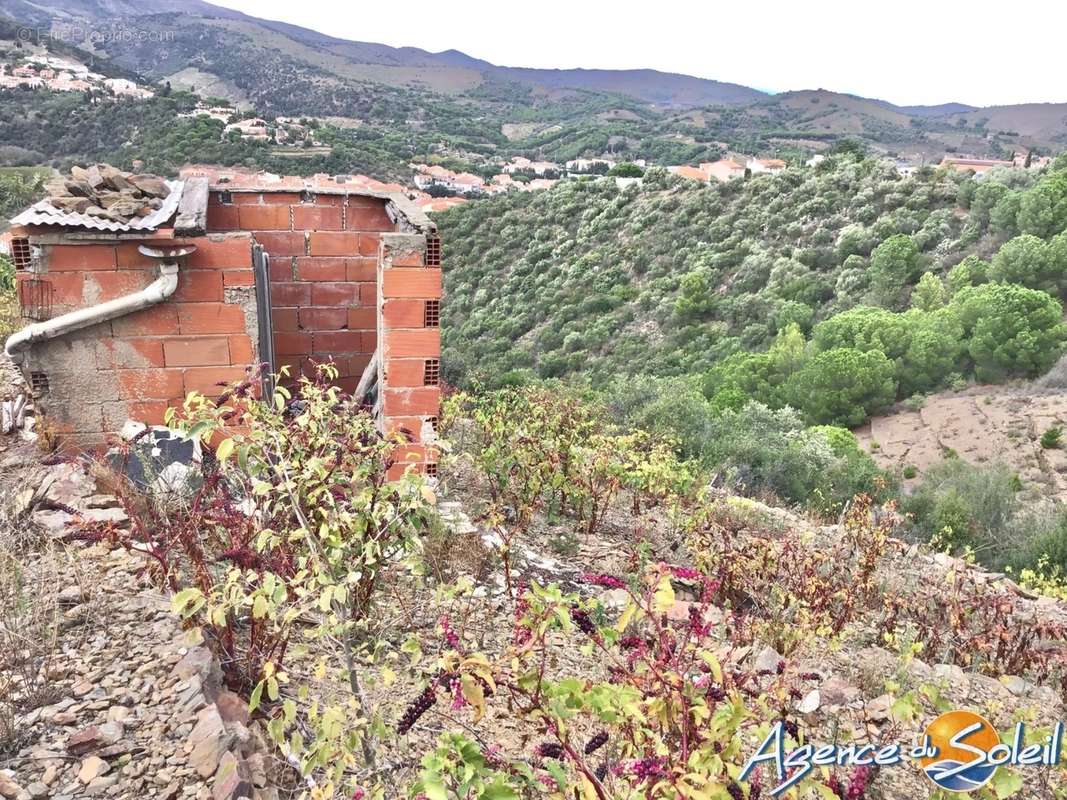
[19,277,52,321]
[11,237,31,271]
[425,234,441,266]
[423,299,440,327]
[425,462,439,479]
[30,372,49,395]
[423,359,440,386]
[427,415,439,433]
[218,190,233,204]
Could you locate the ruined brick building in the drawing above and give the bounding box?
[6,171,441,478]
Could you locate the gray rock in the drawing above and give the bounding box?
[753,645,783,674]
[211,752,251,800]
[188,705,233,779]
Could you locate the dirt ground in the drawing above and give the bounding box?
[855,386,1067,500]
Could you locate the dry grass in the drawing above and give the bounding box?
[0,491,63,756]
[0,289,19,341]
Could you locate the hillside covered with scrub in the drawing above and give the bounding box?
[439,153,1067,410]
[438,152,1067,583]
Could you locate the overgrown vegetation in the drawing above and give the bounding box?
[440,155,1067,420]
[58,380,1067,797]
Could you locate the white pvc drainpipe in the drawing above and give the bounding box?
[5,244,192,356]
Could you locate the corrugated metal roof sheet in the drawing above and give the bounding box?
[10,180,185,232]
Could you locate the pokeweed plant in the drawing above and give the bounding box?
[683,493,894,656]
[168,364,438,792]
[80,363,437,794]
[401,564,864,800]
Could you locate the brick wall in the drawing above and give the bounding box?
[205,189,394,395]
[13,232,256,447]
[12,184,441,476]
[379,233,441,480]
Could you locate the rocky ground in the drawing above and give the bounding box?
[0,443,278,800]
[2,400,1067,798]
[856,385,1067,500]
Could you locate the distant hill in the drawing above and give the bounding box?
[0,0,1066,162]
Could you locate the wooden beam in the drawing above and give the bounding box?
[174,177,209,237]
[354,350,379,404]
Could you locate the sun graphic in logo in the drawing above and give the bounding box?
[919,710,1001,792]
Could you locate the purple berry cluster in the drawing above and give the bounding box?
[584,731,608,755]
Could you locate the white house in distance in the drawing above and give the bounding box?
[501,157,560,176]
[746,157,787,174]
[565,158,616,173]
[667,165,711,182]
[224,118,271,141]
[701,159,746,182]
[103,78,154,98]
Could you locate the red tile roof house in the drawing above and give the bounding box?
[4,172,442,479]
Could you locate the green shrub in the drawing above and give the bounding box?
[1041,426,1063,449]
[784,347,897,426]
[904,460,1021,562]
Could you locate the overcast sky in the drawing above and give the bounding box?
[207,0,1064,107]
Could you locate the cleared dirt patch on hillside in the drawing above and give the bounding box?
[856,387,1067,499]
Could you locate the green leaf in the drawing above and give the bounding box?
[991,768,1023,799]
[252,595,268,619]
[215,437,235,461]
[171,587,204,616]
[653,573,676,613]
[479,779,519,800]
[420,773,448,800]
[249,680,264,713]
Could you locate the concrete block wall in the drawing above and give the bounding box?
[11,232,256,447]
[379,233,441,480]
[205,189,393,395]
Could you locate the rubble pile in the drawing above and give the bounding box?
[43,164,171,223]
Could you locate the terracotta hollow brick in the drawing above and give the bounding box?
[223,269,255,287]
[172,270,224,303]
[383,329,440,358]
[47,273,85,306]
[83,271,152,303]
[238,204,291,231]
[357,234,380,256]
[183,236,253,268]
[299,307,349,330]
[381,298,425,328]
[229,334,255,364]
[310,282,360,306]
[382,386,440,416]
[118,369,185,400]
[347,306,376,330]
[385,359,431,387]
[345,257,377,282]
[177,303,248,335]
[292,205,343,231]
[270,282,312,306]
[46,244,118,271]
[255,231,306,257]
[346,203,393,231]
[163,337,231,367]
[183,366,250,396]
[296,258,346,281]
[381,268,441,299]
[308,231,359,257]
[111,304,180,336]
[206,204,240,231]
[272,307,300,331]
[312,330,362,353]
[274,331,313,356]
[95,338,166,369]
